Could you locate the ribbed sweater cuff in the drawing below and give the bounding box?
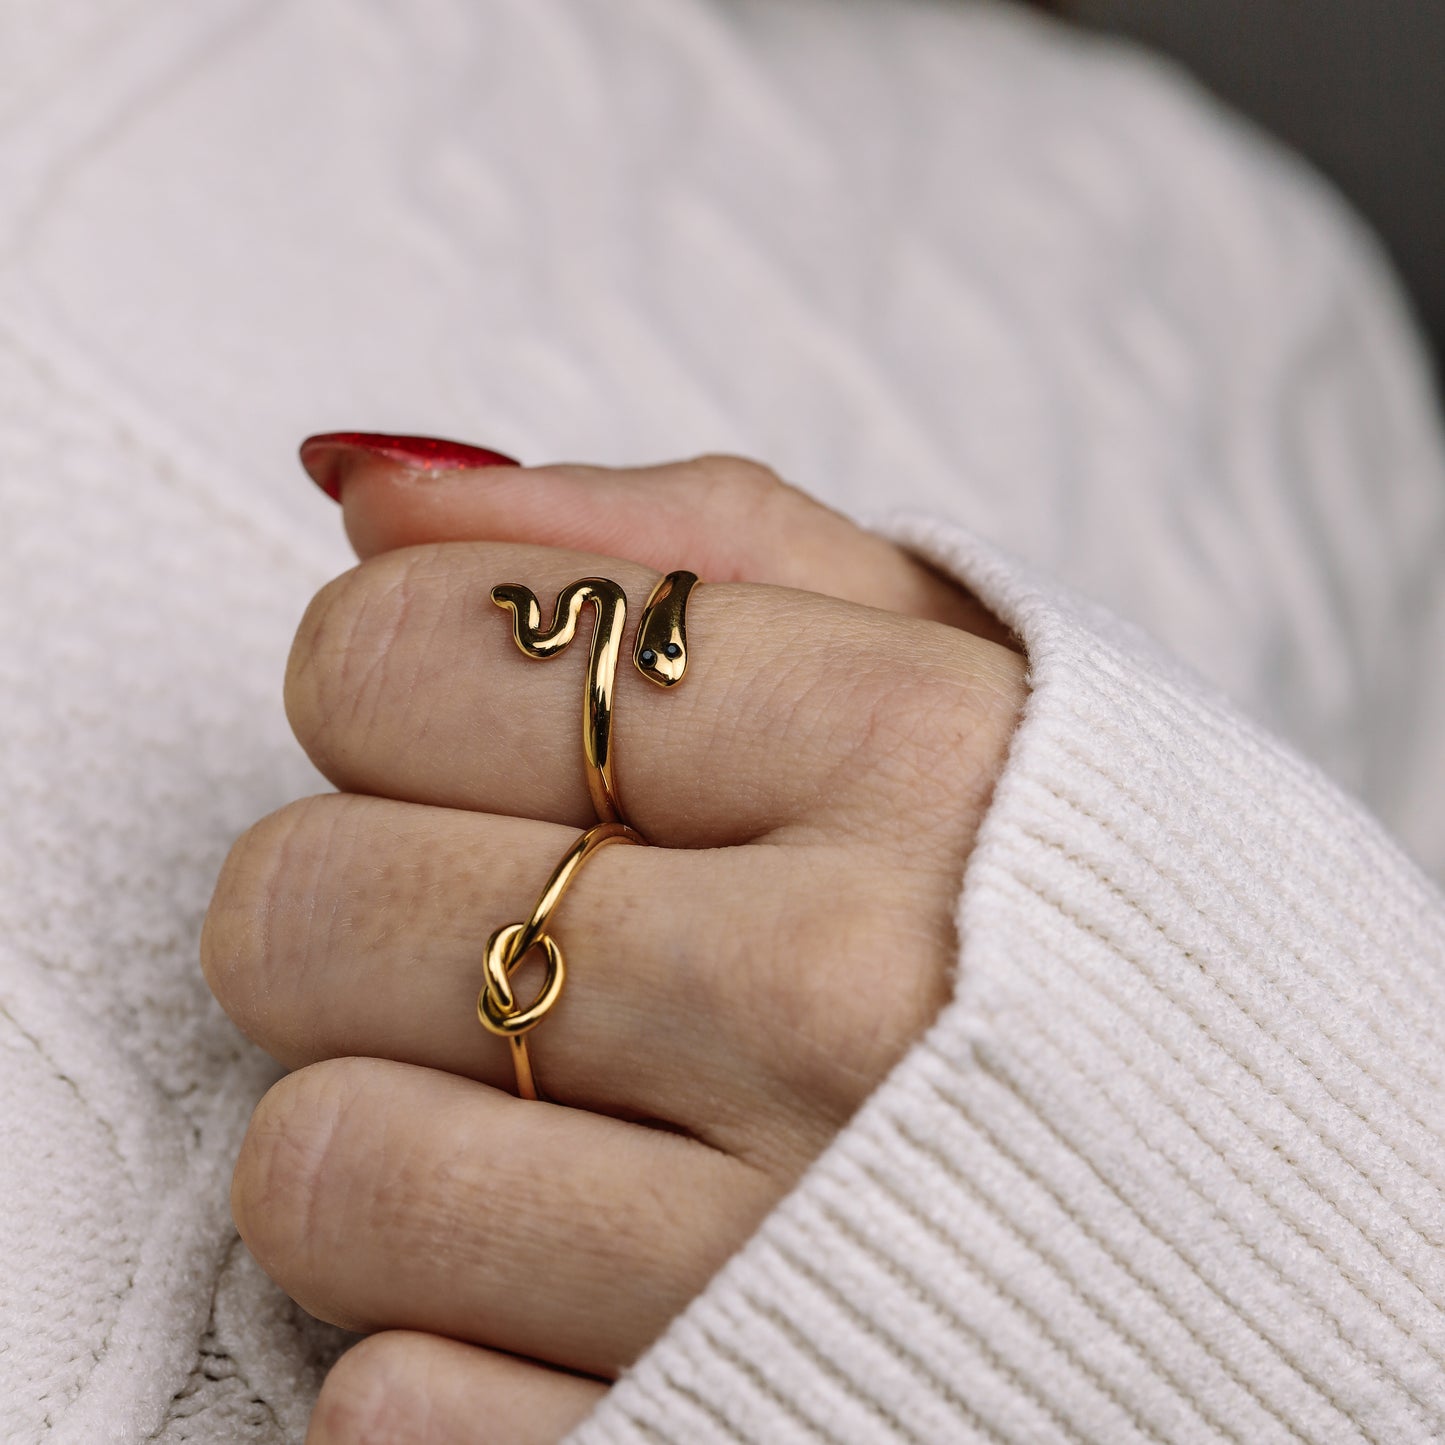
[569,516,1445,1445]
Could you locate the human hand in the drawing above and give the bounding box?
[202,446,1027,1442]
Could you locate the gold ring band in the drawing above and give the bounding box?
[476,820,642,1100]
[480,570,698,1098]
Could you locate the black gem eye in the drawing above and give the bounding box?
[639,648,658,667]
[664,642,682,659]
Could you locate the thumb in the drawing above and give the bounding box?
[298,432,1014,643]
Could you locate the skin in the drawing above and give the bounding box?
[202,453,1028,1443]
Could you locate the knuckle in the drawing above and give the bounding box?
[201,795,350,1057]
[284,547,451,774]
[686,452,788,517]
[851,660,950,778]
[680,454,826,584]
[755,871,937,1119]
[871,649,1025,826]
[821,639,1019,833]
[283,564,363,758]
[231,1059,358,1293]
[762,878,868,1033]
[685,451,782,488]
[309,1333,429,1445]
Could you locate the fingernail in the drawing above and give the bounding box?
[299,431,522,501]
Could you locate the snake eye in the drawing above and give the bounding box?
[664,642,682,659]
[639,648,658,667]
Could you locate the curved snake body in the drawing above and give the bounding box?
[490,571,698,825]
[491,577,629,823]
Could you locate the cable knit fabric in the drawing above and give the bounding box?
[1,1,1443,1441]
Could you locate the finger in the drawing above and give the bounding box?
[284,540,1024,847]
[203,793,939,1155]
[300,437,1014,644]
[308,1331,604,1445]
[234,1057,774,1379]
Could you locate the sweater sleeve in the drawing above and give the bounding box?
[566,515,1445,1445]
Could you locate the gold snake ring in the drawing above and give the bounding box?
[479,570,698,1098]
[490,570,697,825]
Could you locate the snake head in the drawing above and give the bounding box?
[634,570,698,686]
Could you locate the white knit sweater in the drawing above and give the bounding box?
[2,2,1443,1442]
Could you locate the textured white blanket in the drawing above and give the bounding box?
[2,1,1443,1440]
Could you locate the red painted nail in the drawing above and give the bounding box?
[299,431,522,502]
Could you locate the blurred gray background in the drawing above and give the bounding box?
[1071,3,1444,387]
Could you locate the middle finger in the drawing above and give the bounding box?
[284,540,992,848]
